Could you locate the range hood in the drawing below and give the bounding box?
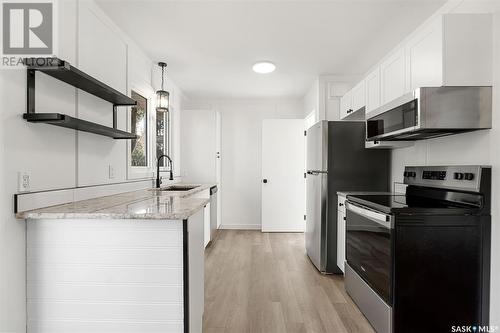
[366,87,492,141]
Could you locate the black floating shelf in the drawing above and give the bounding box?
[24,57,138,140]
[24,57,136,106]
[23,113,138,139]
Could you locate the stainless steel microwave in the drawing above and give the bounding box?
[366,86,492,141]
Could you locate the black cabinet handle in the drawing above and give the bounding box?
[339,203,344,207]
[343,216,346,221]
[263,179,268,184]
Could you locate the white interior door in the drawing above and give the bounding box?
[262,119,305,232]
[215,111,222,228]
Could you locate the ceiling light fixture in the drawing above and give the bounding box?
[252,61,276,74]
[156,62,169,113]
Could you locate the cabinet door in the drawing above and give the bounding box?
[339,91,352,120]
[380,48,407,105]
[406,17,443,91]
[337,209,346,273]
[365,67,381,115]
[351,80,366,113]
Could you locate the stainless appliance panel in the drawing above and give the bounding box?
[404,165,484,192]
[306,121,328,172]
[305,121,328,271]
[346,201,392,304]
[366,99,418,140]
[366,86,492,141]
[420,86,492,129]
[305,172,327,271]
[345,263,392,333]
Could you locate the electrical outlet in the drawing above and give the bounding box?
[18,171,31,192]
[108,165,115,179]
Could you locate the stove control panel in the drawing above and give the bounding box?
[403,166,485,192]
[422,170,447,180]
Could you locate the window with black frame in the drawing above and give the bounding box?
[130,91,148,167]
[156,110,169,167]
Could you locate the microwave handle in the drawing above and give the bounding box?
[346,202,393,229]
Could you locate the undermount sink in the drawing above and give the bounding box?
[158,185,199,192]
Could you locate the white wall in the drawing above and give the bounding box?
[180,109,217,183]
[0,1,182,331]
[184,99,303,230]
[389,2,500,325]
[303,78,319,119]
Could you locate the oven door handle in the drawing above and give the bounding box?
[346,202,393,229]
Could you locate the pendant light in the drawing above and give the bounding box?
[156,62,169,112]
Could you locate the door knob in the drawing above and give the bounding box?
[263,179,268,183]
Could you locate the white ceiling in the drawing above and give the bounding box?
[96,0,446,99]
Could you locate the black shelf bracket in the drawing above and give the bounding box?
[24,57,138,140]
[27,69,35,114]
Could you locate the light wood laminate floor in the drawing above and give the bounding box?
[203,230,375,333]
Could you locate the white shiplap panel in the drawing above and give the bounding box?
[28,319,183,333]
[27,247,184,266]
[27,230,183,248]
[27,265,183,285]
[27,301,183,321]
[27,283,183,303]
[27,219,185,333]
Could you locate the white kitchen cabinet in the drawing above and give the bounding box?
[405,17,443,91]
[406,13,492,91]
[380,48,407,105]
[190,189,211,248]
[337,194,347,273]
[365,67,381,115]
[350,80,366,114]
[26,210,205,333]
[340,82,365,121]
[339,90,352,120]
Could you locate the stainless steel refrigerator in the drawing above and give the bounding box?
[305,121,390,274]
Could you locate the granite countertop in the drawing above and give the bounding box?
[17,184,217,221]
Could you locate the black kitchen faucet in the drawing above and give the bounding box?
[156,154,174,188]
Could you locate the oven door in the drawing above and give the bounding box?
[346,201,393,305]
[366,93,419,141]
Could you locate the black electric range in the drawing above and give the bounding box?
[344,165,491,333]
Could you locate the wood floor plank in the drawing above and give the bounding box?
[203,230,374,333]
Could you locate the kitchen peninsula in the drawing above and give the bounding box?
[16,185,214,333]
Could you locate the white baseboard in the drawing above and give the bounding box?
[219,224,261,230]
[261,229,305,233]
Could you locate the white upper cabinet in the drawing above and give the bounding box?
[380,48,407,105]
[406,14,492,90]
[339,90,352,120]
[350,80,366,113]
[349,13,492,123]
[340,80,366,120]
[365,67,381,115]
[405,18,443,91]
